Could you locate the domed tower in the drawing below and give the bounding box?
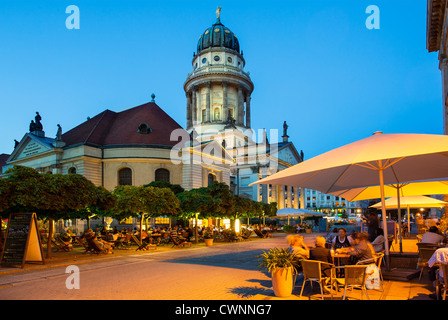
[184,8,254,148]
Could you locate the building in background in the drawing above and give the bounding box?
[1,9,368,232]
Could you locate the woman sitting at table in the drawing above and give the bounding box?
[287,234,310,271]
[336,232,374,264]
[332,227,353,250]
[371,228,385,253]
[287,235,309,257]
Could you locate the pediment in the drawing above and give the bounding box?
[8,134,55,162]
[271,142,301,165]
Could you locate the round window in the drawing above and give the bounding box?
[202,58,207,64]
[227,57,232,63]
[214,56,220,62]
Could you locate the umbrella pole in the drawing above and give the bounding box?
[396,187,403,254]
[407,206,411,237]
[379,168,391,271]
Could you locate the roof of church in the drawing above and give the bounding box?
[197,17,240,54]
[62,101,186,148]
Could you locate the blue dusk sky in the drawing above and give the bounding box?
[0,0,442,160]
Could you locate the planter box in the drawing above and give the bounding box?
[204,238,213,246]
[305,229,311,234]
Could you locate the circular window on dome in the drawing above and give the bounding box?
[225,29,230,34]
[227,57,232,63]
[202,58,207,64]
[214,28,220,32]
[205,30,209,35]
[214,56,220,62]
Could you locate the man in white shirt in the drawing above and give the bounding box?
[421,226,446,244]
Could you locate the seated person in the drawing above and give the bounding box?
[332,227,354,250]
[83,229,113,254]
[337,232,374,265]
[309,236,333,277]
[287,234,310,271]
[421,226,446,245]
[371,228,386,252]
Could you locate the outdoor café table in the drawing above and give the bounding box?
[332,253,351,277]
[150,233,162,245]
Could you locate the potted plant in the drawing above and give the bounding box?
[203,230,214,246]
[282,224,296,234]
[257,247,298,297]
[302,222,312,234]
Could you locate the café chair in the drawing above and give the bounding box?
[169,233,191,248]
[75,237,95,254]
[356,254,384,297]
[336,265,370,300]
[299,260,336,300]
[436,263,448,300]
[417,247,438,280]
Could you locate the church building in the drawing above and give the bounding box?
[2,9,309,233]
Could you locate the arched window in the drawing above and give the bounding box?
[68,167,77,174]
[138,123,151,135]
[208,173,216,186]
[118,168,132,185]
[155,168,170,183]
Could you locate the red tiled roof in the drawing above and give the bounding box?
[62,102,186,147]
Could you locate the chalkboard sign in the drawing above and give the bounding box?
[1,213,44,268]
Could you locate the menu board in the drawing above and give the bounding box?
[1,213,44,268]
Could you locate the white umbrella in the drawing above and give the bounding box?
[332,181,448,252]
[251,132,448,269]
[370,195,447,209]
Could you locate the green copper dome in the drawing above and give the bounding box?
[197,17,240,54]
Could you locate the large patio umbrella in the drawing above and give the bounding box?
[330,180,448,252]
[370,195,447,253]
[250,132,448,269]
[370,195,447,210]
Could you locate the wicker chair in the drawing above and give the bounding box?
[336,265,370,300]
[299,260,336,300]
[417,247,438,280]
[436,263,448,300]
[356,253,384,297]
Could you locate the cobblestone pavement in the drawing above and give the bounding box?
[0,233,435,300]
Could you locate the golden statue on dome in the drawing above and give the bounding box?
[216,6,222,19]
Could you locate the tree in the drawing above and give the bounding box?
[143,181,185,195]
[4,166,99,258]
[233,195,253,229]
[68,185,117,230]
[113,185,181,244]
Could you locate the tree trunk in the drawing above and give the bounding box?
[46,214,54,259]
[195,214,198,244]
[140,214,144,245]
